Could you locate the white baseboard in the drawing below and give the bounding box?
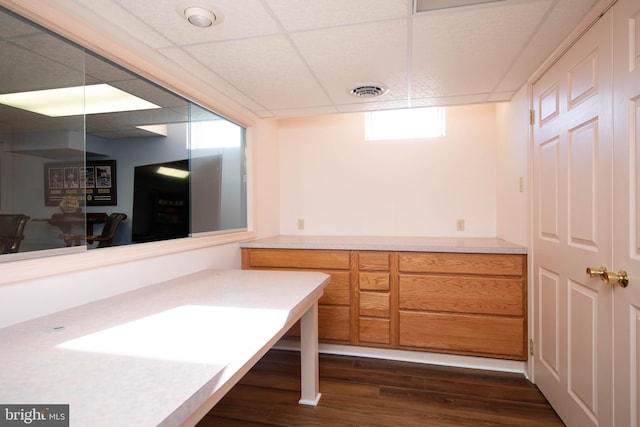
[274,339,526,375]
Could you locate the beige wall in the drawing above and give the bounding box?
[496,86,529,246]
[0,100,531,327]
[251,119,281,239]
[276,104,501,237]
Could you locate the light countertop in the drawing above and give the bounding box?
[240,235,527,254]
[0,269,329,427]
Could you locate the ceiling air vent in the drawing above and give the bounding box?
[350,85,387,98]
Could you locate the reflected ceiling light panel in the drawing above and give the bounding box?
[157,166,190,179]
[136,124,168,136]
[184,6,220,28]
[0,83,161,117]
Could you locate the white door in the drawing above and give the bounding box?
[612,0,640,424]
[532,8,614,427]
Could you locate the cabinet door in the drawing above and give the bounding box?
[241,248,353,344]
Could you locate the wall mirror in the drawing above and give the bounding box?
[0,6,247,258]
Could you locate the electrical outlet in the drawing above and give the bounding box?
[456,219,465,231]
[297,219,304,230]
[519,176,525,193]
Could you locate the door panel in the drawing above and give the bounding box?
[613,0,640,424]
[532,8,613,427]
[539,137,560,240]
[568,119,598,248]
[539,268,560,378]
[568,282,598,422]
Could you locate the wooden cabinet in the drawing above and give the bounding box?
[241,247,527,360]
[242,248,354,344]
[357,251,392,346]
[398,252,526,359]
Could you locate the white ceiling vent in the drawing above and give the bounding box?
[350,85,387,98]
[414,0,508,13]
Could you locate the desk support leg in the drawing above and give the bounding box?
[298,302,321,406]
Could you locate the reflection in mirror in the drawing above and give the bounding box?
[0,6,247,259]
[0,8,86,255]
[189,104,247,235]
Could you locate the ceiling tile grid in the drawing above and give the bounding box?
[183,34,333,113]
[411,0,554,101]
[7,0,603,118]
[290,19,409,106]
[263,0,410,31]
[114,0,281,46]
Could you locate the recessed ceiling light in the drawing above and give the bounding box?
[184,6,217,28]
[0,84,161,117]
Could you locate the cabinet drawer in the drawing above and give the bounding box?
[359,318,390,345]
[245,249,350,270]
[399,311,525,359]
[359,291,390,317]
[319,305,351,342]
[359,272,390,291]
[359,251,390,271]
[285,305,351,342]
[399,252,523,276]
[399,275,523,316]
[320,272,350,305]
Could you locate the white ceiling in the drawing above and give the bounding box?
[64,0,599,119]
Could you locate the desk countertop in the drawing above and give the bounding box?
[240,235,527,254]
[0,269,329,426]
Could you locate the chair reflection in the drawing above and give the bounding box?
[0,214,30,254]
[61,212,127,248]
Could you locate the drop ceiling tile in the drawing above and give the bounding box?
[2,0,606,120]
[269,105,340,118]
[158,46,266,113]
[336,99,411,113]
[494,0,599,92]
[84,54,142,84]
[71,0,173,49]
[291,19,408,106]
[183,35,332,111]
[411,0,551,98]
[411,93,490,106]
[0,39,83,93]
[265,0,409,31]
[10,33,85,73]
[111,0,280,47]
[0,8,42,38]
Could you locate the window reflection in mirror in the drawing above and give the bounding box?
[0,6,247,258]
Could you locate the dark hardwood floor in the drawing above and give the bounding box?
[197,349,564,427]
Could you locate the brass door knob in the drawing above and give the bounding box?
[586,266,608,279]
[603,270,629,288]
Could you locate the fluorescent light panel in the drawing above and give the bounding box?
[415,0,508,13]
[157,166,189,179]
[0,83,161,117]
[136,124,168,136]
